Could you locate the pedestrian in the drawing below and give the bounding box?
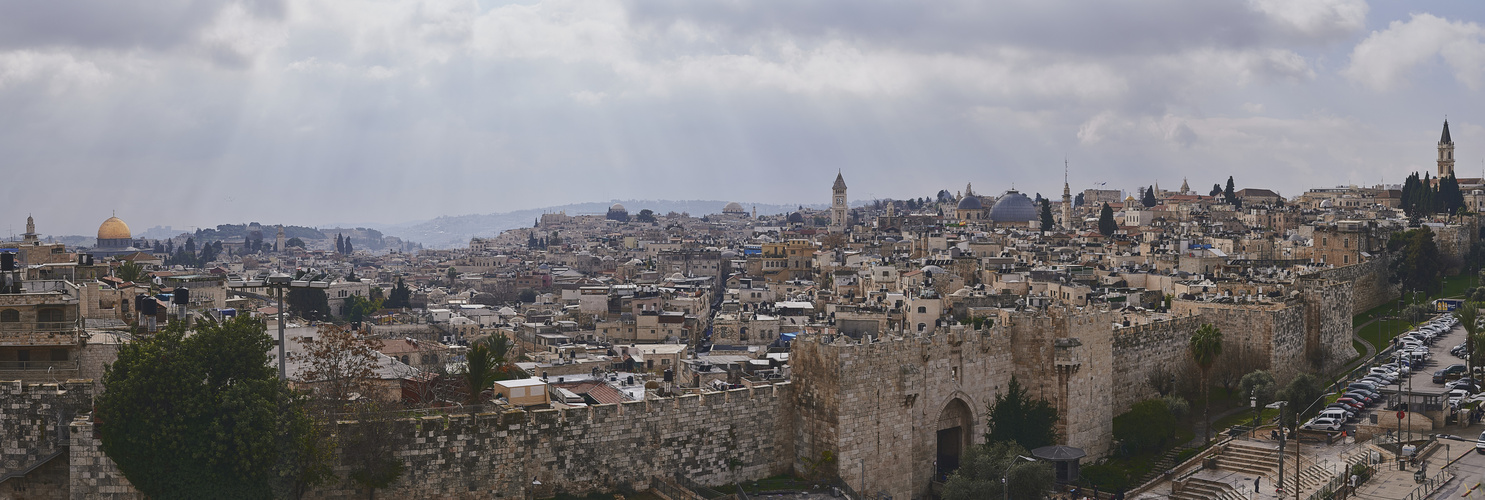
[1255,476,1261,493]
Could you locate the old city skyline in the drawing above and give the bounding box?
[1,1,1484,235]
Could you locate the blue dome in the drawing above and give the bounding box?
[989,190,1038,222]
[957,196,983,210]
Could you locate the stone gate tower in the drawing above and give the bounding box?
[1440,119,1455,178]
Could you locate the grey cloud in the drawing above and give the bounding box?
[0,0,285,52]
[621,0,1355,57]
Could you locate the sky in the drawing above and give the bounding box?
[3,0,1485,237]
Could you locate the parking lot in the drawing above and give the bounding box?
[1318,314,1467,435]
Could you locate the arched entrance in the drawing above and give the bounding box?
[935,398,974,481]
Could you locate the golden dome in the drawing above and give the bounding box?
[98,216,131,240]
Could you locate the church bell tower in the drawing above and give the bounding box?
[830,172,848,233]
[1440,119,1456,178]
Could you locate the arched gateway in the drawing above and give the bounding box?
[935,398,975,480]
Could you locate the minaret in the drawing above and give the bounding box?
[276,225,287,252]
[830,171,848,233]
[1440,119,1456,178]
[22,215,38,244]
[1061,161,1073,230]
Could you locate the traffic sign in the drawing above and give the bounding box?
[1397,410,1406,420]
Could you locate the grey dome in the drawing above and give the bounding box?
[989,190,1037,222]
[957,196,983,210]
[723,202,745,213]
[610,203,626,212]
[787,212,806,224]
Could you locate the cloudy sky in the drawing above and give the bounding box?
[3,0,1485,236]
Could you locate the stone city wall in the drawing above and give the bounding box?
[1302,254,1398,316]
[66,383,794,500]
[790,328,1016,500]
[788,307,1115,500]
[0,380,94,500]
[1111,316,1203,414]
[1300,280,1360,372]
[1172,299,1307,380]
[1433,223,1474,274]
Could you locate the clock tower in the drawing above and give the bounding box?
[830,171,848,233]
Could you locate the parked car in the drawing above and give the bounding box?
[1343,392,1375,405]
[1436,364,1468,384]
[1319,409,1354,422]
[1449,389,1472,407]
[1335,397,1365,410]
[1476,430,1485,454]
[1303,417,1343,431]
[1448,378,1478,391]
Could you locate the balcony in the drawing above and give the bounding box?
[0,360,79,372]
[0,320,83,346]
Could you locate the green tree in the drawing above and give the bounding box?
[941,441,1055,500]
[1039,199,1054,231]
[984,376,1059,451]
[1224,176,1236,205]
[96,316,329,498]
[1210,184,1222,197]
[288,287,331,321]
[115,260,144,282]
[1113,399,1177,453]
[1277,372,1326,426]
[1389,227,1443,297]
[1142,185,1157,207]
[446,267,458,283]
[344,295,382,323]
[385,277,411,309]
[1239,369,1277,408]
[1189,323,1223,444]
[518,289,537,303]
[463,335,512,404]
[635,209,657,223]
[286,237,305,248]
[292,324,382,410]
[1097,203,1117,237]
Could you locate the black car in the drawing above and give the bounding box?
[1436,364,1468,384]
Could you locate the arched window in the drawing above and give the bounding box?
[0,309,18,322]
[918,306,927,313]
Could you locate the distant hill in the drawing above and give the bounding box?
[379,200,820,248]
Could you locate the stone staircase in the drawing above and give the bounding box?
[1172,477,1246,500]
[1212,442,1282,477]
[1132,445,1191,487]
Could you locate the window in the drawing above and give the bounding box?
[917,306,927,313]
[511,387,525,398]
[38,308,63,323]
[51,349,68,361]
[0,309,17,322]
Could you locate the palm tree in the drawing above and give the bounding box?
[1458,300,1480,378]
[463,335,512,404]
[1190,323,1224,444]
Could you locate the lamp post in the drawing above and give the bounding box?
[265,273,291,381]
[1276,400,1288,493]
[1003,454,1035,500]
[261,272,331,381]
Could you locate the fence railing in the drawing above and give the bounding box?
[1402,469,1451,500]
[0,360,79,371]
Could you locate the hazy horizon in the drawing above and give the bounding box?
[3,0,1483,235]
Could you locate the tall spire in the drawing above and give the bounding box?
[1440,119,1457,177]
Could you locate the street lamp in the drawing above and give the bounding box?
[265,272,291,381]
[261,272,331,381]
[1003,454,1036,500]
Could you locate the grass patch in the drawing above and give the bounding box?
[1082,422,1196,492]
[1213,408,1277,432]
[1352,272,1472,352]
[540,492,664,500]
